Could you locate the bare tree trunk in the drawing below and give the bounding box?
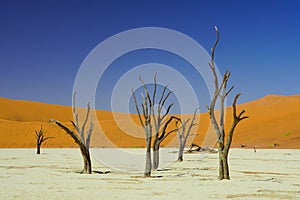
[218,147,230,180]
[176,122,184,162]
[218,143,225,180]
[36,144,41,155]
[49,119,92,174]
[144,130,152,177]
[177,142,184,162]
[81,149,92,174]
[145,148,151,177]
[223,154,229,179]
[152,139,160,170]
[218,156,224,179]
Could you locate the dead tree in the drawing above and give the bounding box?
[150,75,179,170]
[188,143,202,152]
[49,93,94,174]
[152,115,179,169]
[176,108,199,162]
[132,78,153,177]
[132,75,178,175]
[187,143,217,153]
[35,126,53,154]
[208,26,249,180]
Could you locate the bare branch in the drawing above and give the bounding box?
[232,93,241,120]
[35,126,53,144]
[219,73,230,140]
[49,119,82,145]
[184,118,191,125]
[41,136,54,143]
[240,115,249,121]
[86,117,94,151]
[162,129,179,141]
[209,26,220,93]
[132,89,144,127]
[161,103,174,121]
[211,26,219,62]
[139,76,152,107]
[72,92,79,129]
[208,28,224,140]
[238,110,246,118]
[142,93,151,123]
[186,107,199,136]
[224,93,249,155]
[161,91,173,108]
[70,120,80,133]
[152,75,159,132]
[158,116,180,141]
[225,86,234,97]
[152,73,157,105]
[158,84,168,106]
[79,102,91,144]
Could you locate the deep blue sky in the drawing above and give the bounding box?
[0,0,299,112]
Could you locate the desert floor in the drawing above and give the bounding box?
[0,148,299,200]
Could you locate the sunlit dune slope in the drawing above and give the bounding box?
[0,95,299,148]
[228,95,300,148]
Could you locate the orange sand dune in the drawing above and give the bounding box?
[230,95,300,148]
[0,95,299,148]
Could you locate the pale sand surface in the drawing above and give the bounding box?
[0,148,299,200]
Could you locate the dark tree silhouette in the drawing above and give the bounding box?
[35,126,53,154]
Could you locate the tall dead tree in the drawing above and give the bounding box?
[132,78,153,177]
[49,92,94,174]
[176,108,199,162]
[151,75,179,170]
[208,26,249,180]
[132,75,178,175]
[35,126,53,154]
